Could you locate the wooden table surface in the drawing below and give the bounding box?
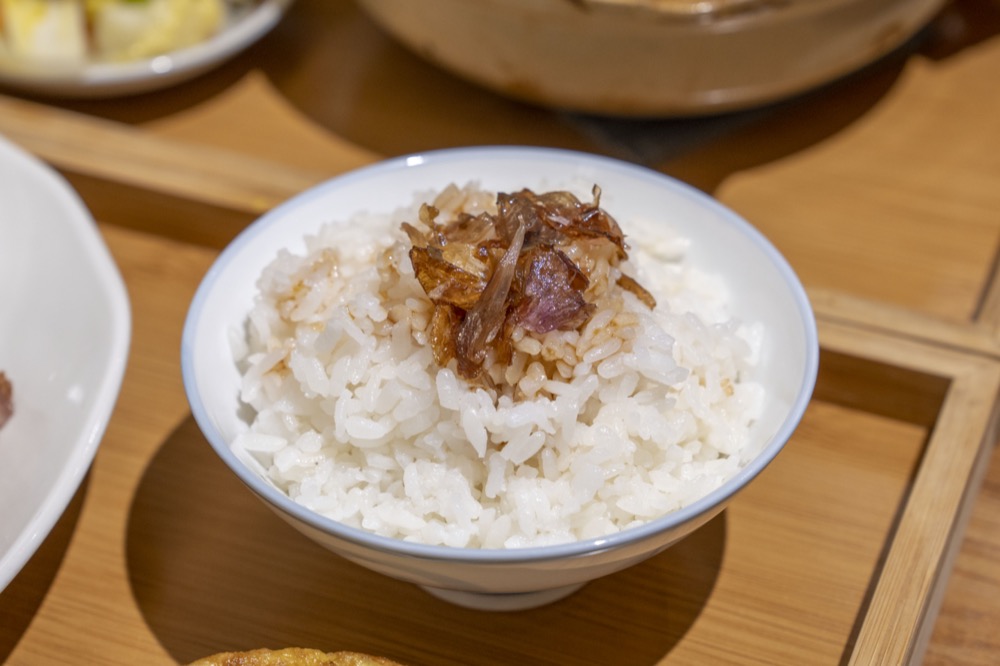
[2,1,1000,664]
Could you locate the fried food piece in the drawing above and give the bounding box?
[188,647,406,666]
[0,0,87,63]
[0,371,12,430]
[89,0,226,61]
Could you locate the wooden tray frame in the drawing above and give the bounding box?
[1,92,998,665]
[816,318,999,664]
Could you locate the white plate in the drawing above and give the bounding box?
[0,134,130,591]
[0,0,292,98]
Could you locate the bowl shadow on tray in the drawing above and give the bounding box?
[126,416,725,666]
[0,481,87,662]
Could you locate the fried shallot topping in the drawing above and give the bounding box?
[405,186,656,380]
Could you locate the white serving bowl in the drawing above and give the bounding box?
[0,0,292,97]
[357,0,944,116]
[0,135,130,591]
[182,146,818,611]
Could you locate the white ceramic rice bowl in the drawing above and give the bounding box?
[182,146,818,610]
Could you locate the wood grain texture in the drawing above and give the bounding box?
[716,37,1000,324]
[0,93,327,217]
[0,243,948,664]
[925,447,1000,666]
[2,0,1000,663]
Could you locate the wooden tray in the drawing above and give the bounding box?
[0,92,998,665]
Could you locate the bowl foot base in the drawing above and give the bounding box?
[420,583,585,611]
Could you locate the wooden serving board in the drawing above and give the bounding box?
[2,1,1000,663]
[0,101,995,666]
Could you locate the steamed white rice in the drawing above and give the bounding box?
[232,183,765,549]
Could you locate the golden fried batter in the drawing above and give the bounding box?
[188,647,406,666]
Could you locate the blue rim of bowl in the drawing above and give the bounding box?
[181,145,819,565]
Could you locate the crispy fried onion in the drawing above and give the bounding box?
[405,186,655,380]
